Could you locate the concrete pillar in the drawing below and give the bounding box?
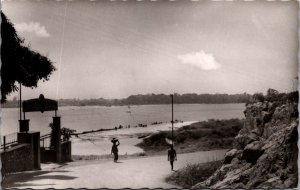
[52,117,61,163]
[19,119,29,132]
[17,132,41,170]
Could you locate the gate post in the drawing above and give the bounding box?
[19,119,29,132]
[17,132,41,170]
[52,116,61,163]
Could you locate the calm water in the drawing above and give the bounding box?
[1,103,245,136]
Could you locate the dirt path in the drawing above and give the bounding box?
[4,149,226,189]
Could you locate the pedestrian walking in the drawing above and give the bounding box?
[111,138,120,162]
[167,145,177,171]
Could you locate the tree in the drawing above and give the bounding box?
[253,93,264,102]
[1,12,55,102]
[265,88,279,102]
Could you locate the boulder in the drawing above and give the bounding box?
[223,149,239,164]
[242,141,264,164]
[234,132,260,149]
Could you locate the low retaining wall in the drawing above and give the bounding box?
[41,141,71,163]
[41,148,55,163]
[61,141,72,162]
[2,140,72,175]
[1,143,34,174]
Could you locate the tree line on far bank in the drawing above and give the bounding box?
[3,93,253,108]
[5,89,298,108]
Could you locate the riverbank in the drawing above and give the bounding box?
[71,118,243,160]
[137,118,243,155]
[71,121,196,159]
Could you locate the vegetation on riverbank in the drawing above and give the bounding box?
[166,160,222,188]
[137,118,243,154]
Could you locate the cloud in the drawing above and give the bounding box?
[15,22,50,38]
[177,51,221,70]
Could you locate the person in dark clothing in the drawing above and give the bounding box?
[111,138,120,162]
[168,145,177,171]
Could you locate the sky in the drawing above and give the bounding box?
[2,0,299,100]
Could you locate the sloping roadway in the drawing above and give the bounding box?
[3,149,226,189]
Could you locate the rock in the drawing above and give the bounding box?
[232,183,246,189]
[283,176,298,187]
[193,99,298,189]
[242,141,264,164]
[230,157,240,165]
[234,132,259,149]
[223,149,238,164]
[257,177,283,188]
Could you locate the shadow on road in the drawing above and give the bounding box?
[2,169,77,188]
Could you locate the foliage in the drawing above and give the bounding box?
[253,93,264,102]
[121,93,252,105]
[251,89,298,105]
[48,122,55,147]
[137,118,243,151]
[1,12,55,102]
[61,127,76,141]
[166,160,222,188]
[48,122,76,144]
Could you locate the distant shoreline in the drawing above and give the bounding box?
[3,93,252,108]
[2,102,246,109]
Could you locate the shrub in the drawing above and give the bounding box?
[138,118,244,151]
[166,160,222,188]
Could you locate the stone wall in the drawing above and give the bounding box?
[1,143,34,174]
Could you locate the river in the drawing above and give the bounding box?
[1,103,245,136]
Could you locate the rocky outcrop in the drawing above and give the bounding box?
[193,100,298,189]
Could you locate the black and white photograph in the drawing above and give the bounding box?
[0,0,299,189]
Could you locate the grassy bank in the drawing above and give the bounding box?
[166,160,222,188]
[137,118,243,154]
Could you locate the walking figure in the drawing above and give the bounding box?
[111,138,120,162]
[168,145,177,171]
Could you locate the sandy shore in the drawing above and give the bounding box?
[72,121,196,156]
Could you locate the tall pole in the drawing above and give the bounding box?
[19,83,22,120]
[171,94,174,145]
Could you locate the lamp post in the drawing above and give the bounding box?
[19,83,29,132]
[171,94,174,145]
[19,82,22,120]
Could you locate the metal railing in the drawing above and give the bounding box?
[40,133,52,149]
[1,134,18,151]
[1,132,68,151]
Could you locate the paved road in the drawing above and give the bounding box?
[4,149,226,189]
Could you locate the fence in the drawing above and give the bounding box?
[0,133,18,152]
[1,132,54,151]
[40,133,66,149]
[40,133,52,149]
